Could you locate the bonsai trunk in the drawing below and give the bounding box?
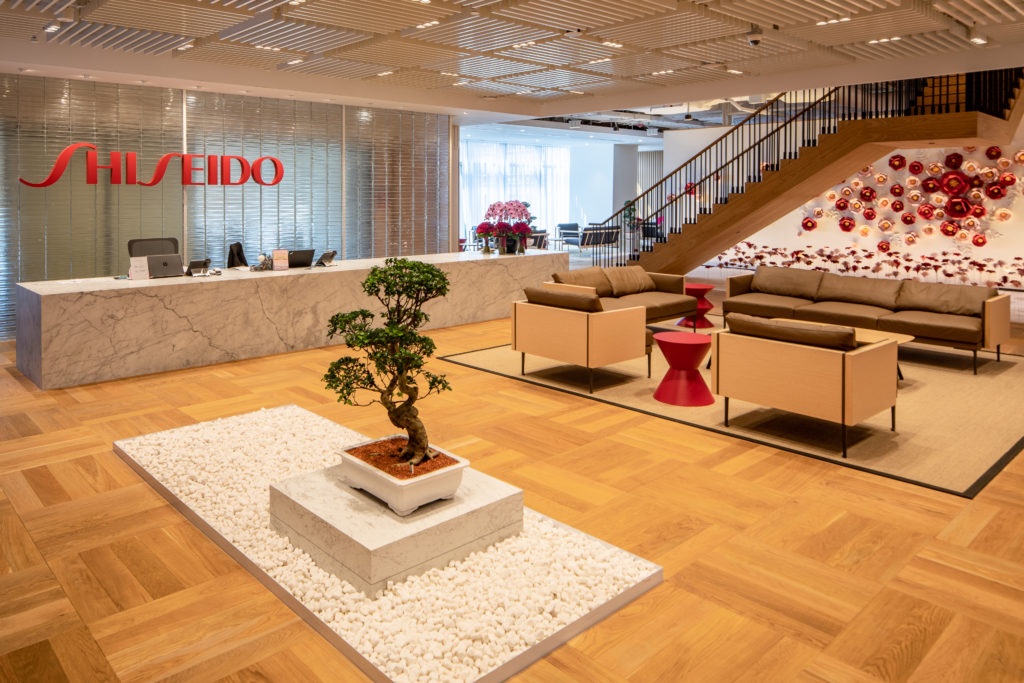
[388,402,432,465]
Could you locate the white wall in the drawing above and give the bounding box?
[663,126,728,176]
[568,145,614,226]
[612,144,639,220]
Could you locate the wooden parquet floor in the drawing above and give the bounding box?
[2,318,1024,682]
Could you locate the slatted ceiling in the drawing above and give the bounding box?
[374,68,465,88]
[177,39,305,68]
[283,0,456,34]
[833,30,976,60]
[493,0,677,31]
[786,7,950,44]
[2,0,75,11]
[87,0,246,37]
[985,22,1024,42]
[664,35,800,65]
[0,9,47,38]
[219,16,366,53]
[49,22,191,55]
[517,88,570,98]
[496,36,621,66]
[201,0,293,10]
[497,67,610,89]
[634,66,731,85]
[413,15,556,52]
[430,55,541,78]
[591,11,742,50]
[714,0,904,27]
[932,0,1024,24]
[332,37,467,68]
[579,53,694,79]
[285,55,390,78]
[458,78,535,94]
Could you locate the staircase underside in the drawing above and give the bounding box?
[638,106,1023,275]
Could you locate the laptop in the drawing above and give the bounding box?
[287,249,315,268]
[147,253,185,278]
[314,250,337,267]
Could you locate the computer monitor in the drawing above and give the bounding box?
[146,254,185,278]
[287,249,315,268]
[187,258,211,276]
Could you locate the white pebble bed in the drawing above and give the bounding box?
[115,405,659,683]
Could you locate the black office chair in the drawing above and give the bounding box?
[127,237,179,257]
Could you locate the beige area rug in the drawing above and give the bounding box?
[442,340,1024,498]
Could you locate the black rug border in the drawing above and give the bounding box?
[440,344,1023,500]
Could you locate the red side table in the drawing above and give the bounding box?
[679,282,715,329]
[653,331,714,406]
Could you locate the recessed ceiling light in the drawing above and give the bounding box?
[43,20,61,33]
[377,71,393,76]
[601,41,622,48]
[286,58,304,65]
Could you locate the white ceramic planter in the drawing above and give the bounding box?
[340,436,470,516]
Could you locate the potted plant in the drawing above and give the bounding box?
[323,258,467,515]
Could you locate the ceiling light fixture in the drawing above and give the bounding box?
[416,20,439,29]
[867,36,901,44]
[377,70,393,76]
[177,41,194,50]
[968,24,989,45]
[43,20,61,33]
[286,58,304,65]
[601,41,622,48]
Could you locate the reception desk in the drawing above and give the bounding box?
[16,251,568,389]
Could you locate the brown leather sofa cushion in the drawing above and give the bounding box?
[751,266,823,299]
[877,310,982,344]
[604,290,697,321]
[552,266,613,297]
[523,286,603,312]
[816,272,901,309]
[722,292,813,318]
[603,266,657,296]
[895,280,994,316]
[648,272,685,294]
[793,301,893,329]
[727,312,857,350]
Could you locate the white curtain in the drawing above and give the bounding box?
[459,140,570,238]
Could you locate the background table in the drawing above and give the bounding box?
[653,331,715,406]
[680,282,716,329]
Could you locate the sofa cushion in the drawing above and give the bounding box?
[722,292,813,318]
[603,266,657,296]
[793,301,892,329]
[647,271,686,294]
[523,286,602,312]
[751,266,823,299]
[604,291,697,322]
[895,280,995,317]
[552,266,613,297]
[726,313,857,350]
[816,273,902,310]
[878,310,982,345]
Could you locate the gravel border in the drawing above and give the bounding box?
[114,405,660,683]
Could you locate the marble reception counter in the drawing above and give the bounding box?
[16,250,568,389]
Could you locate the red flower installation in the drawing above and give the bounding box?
[890,183,904,197]
[944,197,971,218]
[835,198,849,211]
[940,221,959,236]
[860,187,877,202]
[908,160,924,175]
[863,207,877,221]
[999,172,1016,187]
[917,204,936,219]
[839,216,856,232]
[877,241,891,253]
[901,212,916,225]
[985,182,1007,199]
[970,174,985,188]
[888,154,906,170]
[944,152,963,169]
[985,146,1002,160]
[970,204,987,218]
[891,200,904,212]
[921,177,941,193]
[972,233,988,247]
[940,170,970,196]
[801,217,818,231]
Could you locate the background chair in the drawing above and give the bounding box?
[127,237,179,257]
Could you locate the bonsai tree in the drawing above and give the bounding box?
[323,258,451,465]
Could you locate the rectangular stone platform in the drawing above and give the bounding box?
[269,467,524,595]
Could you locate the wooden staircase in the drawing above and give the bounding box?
[589,68,1024,275]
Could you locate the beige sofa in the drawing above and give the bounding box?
[723,266,1011,373]
[512,286,653,393]
[711,314,898,458]
[548,265,698,324]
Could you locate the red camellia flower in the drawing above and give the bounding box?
[940,170,970,196]
[985,146,1002,160]
[908,160,924,174]
[878,241,891,253]
[940,221,959,236]
[985,182,1007,199]
[888,154,906,170]
[859,187,877,202]
[972,233,988,247]
[891,200,904,212]
[971,204,987,218]
[835,198,849,211]
[917,204,935,219]
[839,216,856,232]
[863,207,877,221]
[944,152,963,169]
[801,217,817,231]
[901,212,916,225]
[999,172,1017,187]
[921,177,941,193]
[890,183,904,197]
[944,197,971,218]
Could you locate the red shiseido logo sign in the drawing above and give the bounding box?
[19,142,285,187]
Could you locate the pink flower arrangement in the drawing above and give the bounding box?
[484,200,533,224]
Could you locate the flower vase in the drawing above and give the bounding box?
[481,239,491,254]
[517,238,526,255]
[498,236,509,255]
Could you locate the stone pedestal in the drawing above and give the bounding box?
[269,467,523,595]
